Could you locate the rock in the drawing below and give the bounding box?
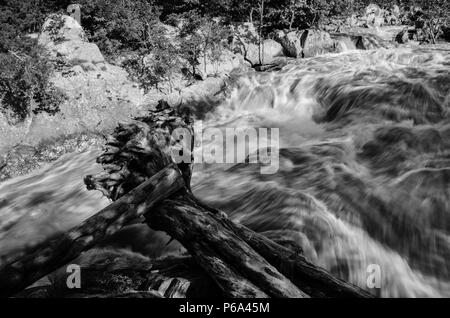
[302,29,337,58]
[232,23,286,66]
[38,15,105,67]
[442,26,450,42]
[395,29,409,44]
[197,49,243,79]
[355,33,391,50]
[245,39,284,66]
[39,14,85,44]
[67,4,81,25]
[275,30,304,58]
[330,34,358,52]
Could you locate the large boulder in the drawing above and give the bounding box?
[302,29,337,58]
[275,29,348,58]
[240,39,284,66]
[38,15,105,68]
[330,34,358,52]
[232,22,285,66]
[275,30,304,58]
[355,33,392,50]
[395,29,409,44]
[197,49,244,79]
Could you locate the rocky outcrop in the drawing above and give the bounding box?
[395,29,409,44]
[274,29,339,58]
[232,23,285,66]
[330,33,358,51]
[244,39,284,65]
[274,30,304,58]
[302,29,338,58]
[38,15,105,69]
[1,14,249,158]
[197,49,245,79]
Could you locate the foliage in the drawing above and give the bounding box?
[169,10,232,78]
[122,23,181,93]
[407,0,450,43]
[0,41,66,123]
[76,0,161,58]
[42,13,68,43]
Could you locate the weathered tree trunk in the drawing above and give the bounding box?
[0,165,184,298]
[225,219,372,298]
[146,192,372,298]
[146,192,308,298]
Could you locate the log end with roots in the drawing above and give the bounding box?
[85,100,194,200]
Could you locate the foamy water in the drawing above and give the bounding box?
[1,44,450,297]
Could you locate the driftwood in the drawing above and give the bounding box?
[147,192,308,298]
[0,101,373,298]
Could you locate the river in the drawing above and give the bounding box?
[1,44,450,297]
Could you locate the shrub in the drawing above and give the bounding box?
[77,0,161,59]
[168,10,232,79]
[122,23,182,93]
[0,40,66,123]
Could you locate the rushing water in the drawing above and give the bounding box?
[1,44,450,297]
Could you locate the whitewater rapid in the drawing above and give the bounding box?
[1,44,450,297]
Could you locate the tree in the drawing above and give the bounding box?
[122,24,181,93]
[168,10,231,79]
[410,0,450,43]
[0,42,66,123]
[76,0,161,58]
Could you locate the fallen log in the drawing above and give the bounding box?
[184,200,372,297]
[0,165,185,298]
[146,192,307,298]
[146,192,372,298]
[225,217,372,298]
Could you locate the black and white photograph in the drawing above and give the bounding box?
[0,0,449,306]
